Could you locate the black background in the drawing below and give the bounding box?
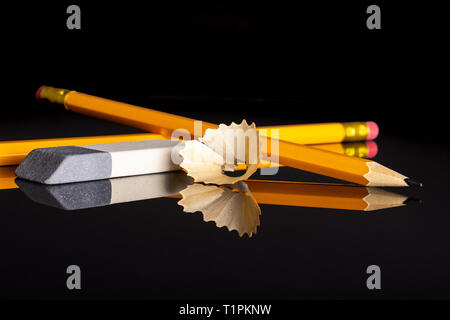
[3,1,448,139]
[1,1,450,302]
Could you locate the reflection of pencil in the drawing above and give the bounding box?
[0,167,17,189]
[313,141,378,159]
[0,133,378,166]
[245,180,413,211]
[37,86,418,186]
[15,172,417,212]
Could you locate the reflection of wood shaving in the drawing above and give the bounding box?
[178,120,260,185]
[178,182,261,237]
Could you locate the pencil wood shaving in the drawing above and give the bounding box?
[178,120,260,185]
[178,182,261,237]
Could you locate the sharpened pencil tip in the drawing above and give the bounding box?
[405,178,423,187]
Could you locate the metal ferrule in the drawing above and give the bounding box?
[39,86,70,107]
[342,122,369,142]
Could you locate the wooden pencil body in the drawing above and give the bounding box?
[32,87,414,187]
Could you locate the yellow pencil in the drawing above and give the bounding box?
[263,121,378,144]
[0,132,377,166]
[37,86,377,142]
[36,86,420,186]
[261,137,420,187]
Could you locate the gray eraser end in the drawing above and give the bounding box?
[15,146,112,184]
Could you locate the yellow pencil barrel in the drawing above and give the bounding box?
[0,133,164,166]
[0,132,376,167]
[35,86,404,186]
[38,86,378,143]
[262,121,378,144]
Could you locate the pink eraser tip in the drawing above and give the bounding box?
[366,121,379,140]
[36,85,46,100]
[366,141,378,158]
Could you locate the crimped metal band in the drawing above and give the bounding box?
[39,86,70,107]
[342,122,369,142]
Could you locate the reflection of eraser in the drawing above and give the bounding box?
[16,140,181,184]
[366,121,379,140]
[16,171,192,210]
[366,141,378,158]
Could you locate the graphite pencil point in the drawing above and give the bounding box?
[404,178,423,187]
